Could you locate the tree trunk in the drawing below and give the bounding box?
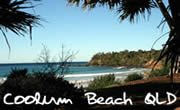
[169,0,180,75]
[156,0,174,30]
[156,0,180,85]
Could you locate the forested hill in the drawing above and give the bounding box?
[88,49,162,67]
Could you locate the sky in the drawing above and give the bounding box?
[0,0,170,63]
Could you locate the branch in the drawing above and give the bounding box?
[156,0,174,30]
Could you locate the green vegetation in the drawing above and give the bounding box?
[89,49,161,67]
[0,69,86,110]
[124,73,144,82]
[86,74,120,91]
[149,67,169,78]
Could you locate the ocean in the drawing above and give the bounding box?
[0,62,150,87]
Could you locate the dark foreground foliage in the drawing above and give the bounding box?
[0,69,87,110]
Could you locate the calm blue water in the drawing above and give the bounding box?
[0,62,149,81]
[0,62,87,76]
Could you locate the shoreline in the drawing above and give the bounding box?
[0,66,151,88]
[0,71,147,88]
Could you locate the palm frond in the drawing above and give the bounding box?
[68,0,121,9]
[154,30,180,81]
[0,27,11,51]
[117,0,157,22]
[0,0,40,49]
[68,0,157,22]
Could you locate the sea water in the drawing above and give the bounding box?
[0,62,150,86]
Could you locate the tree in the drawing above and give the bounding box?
[0,0,40,50]
[37,44,77,75]
[67,0,180,82]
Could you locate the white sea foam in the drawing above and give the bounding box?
[114,66,126,69]
[64,72,114,78]
[66,68,150,88]
[64,68,149,78]
[0,77,6,84]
